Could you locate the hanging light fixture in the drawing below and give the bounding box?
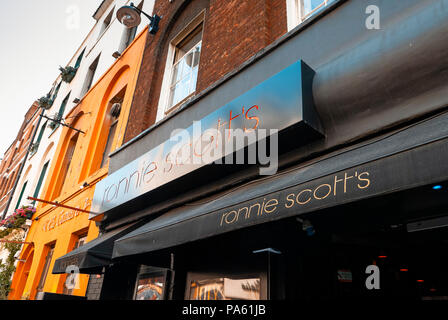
[116,2,161,34]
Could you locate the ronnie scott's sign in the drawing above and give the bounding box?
[91,60,322,216]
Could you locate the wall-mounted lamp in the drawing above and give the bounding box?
[116,2,161,34]
[112,51,121,59]
[73,98,80,104]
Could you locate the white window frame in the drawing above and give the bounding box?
[156,10,205,122]
[286,0,332,31]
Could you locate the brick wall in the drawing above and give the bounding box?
[0,102,40,215]
[85,274,104,300]
[124,0,286,142]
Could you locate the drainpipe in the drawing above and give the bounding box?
[1,107,45,220]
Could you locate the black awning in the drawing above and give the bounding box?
[113,111,448,259]
[52,223,140,274]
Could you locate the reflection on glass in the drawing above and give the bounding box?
[167,24,203,111]
[190,278,260,300]
[301,0,335,20]
[135,275,165,300]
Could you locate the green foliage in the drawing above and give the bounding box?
[59,66,77,83]
[0,239,21,300]
[37,95,53,110]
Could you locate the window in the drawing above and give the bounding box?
[74,48,86,69]
[287,0,336,31]
[36,244,55,297]
[74,234,87,249]
[134,266,169,300]
[167,23,203,111]
[100,120,118,168]
[99,89,125,169]
[63,233,88,295]
[51,93,71,131]
[14,181,27,211]
[54,132,79,198]
[81,55,100,97]
[157,13,205,120]
[98,7,115,39]
[31,121,47,154]
[185,273,266,300]
[32,161,49,203]
[51,82,62,103]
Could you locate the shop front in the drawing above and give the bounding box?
[108,112,448,300]
[74,0,448,300]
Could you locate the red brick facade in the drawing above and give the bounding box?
[0,102,39,216]
[124,0,287,142]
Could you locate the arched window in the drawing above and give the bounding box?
[99,87,127,169]
[53,131,80,199]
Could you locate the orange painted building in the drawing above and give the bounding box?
[8,27,148,300]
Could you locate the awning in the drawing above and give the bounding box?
[113,111,448,259]
[52,223,140,274]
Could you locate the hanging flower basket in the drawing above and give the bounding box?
[37,95,54,110]
[59,66,77,83]
[0,206,36,230]
[16,206,36,220]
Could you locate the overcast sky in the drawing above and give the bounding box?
[0,0,101,156]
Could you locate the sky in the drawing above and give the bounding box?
[0,0,102,156]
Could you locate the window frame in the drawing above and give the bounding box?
[100,118,119,169]
[80,54,101,98]
[286,0,335,31]
[98,6,115,40]
[156,10,206,122]
[167,32,202,112]
[36,243,56,296]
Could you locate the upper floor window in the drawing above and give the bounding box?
[168,23,203,111]
[14,180,27,211]
[157,12,205,120]
[51,81,62,103]
[98,88,126,170]
[74,48,86,69]
[287,0,336,31]
[98,7,115,39]
[30,121,47,155]
[81,54,101,97]
[32,161,49,204]
[50,93,70,131]
[54,132,79,199]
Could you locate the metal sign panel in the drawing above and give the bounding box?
[91,60,321,216]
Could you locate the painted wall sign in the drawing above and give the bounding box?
[42,198,92,232]
[91,60,321,216]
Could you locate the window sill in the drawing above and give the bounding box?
[164,92,196,117]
